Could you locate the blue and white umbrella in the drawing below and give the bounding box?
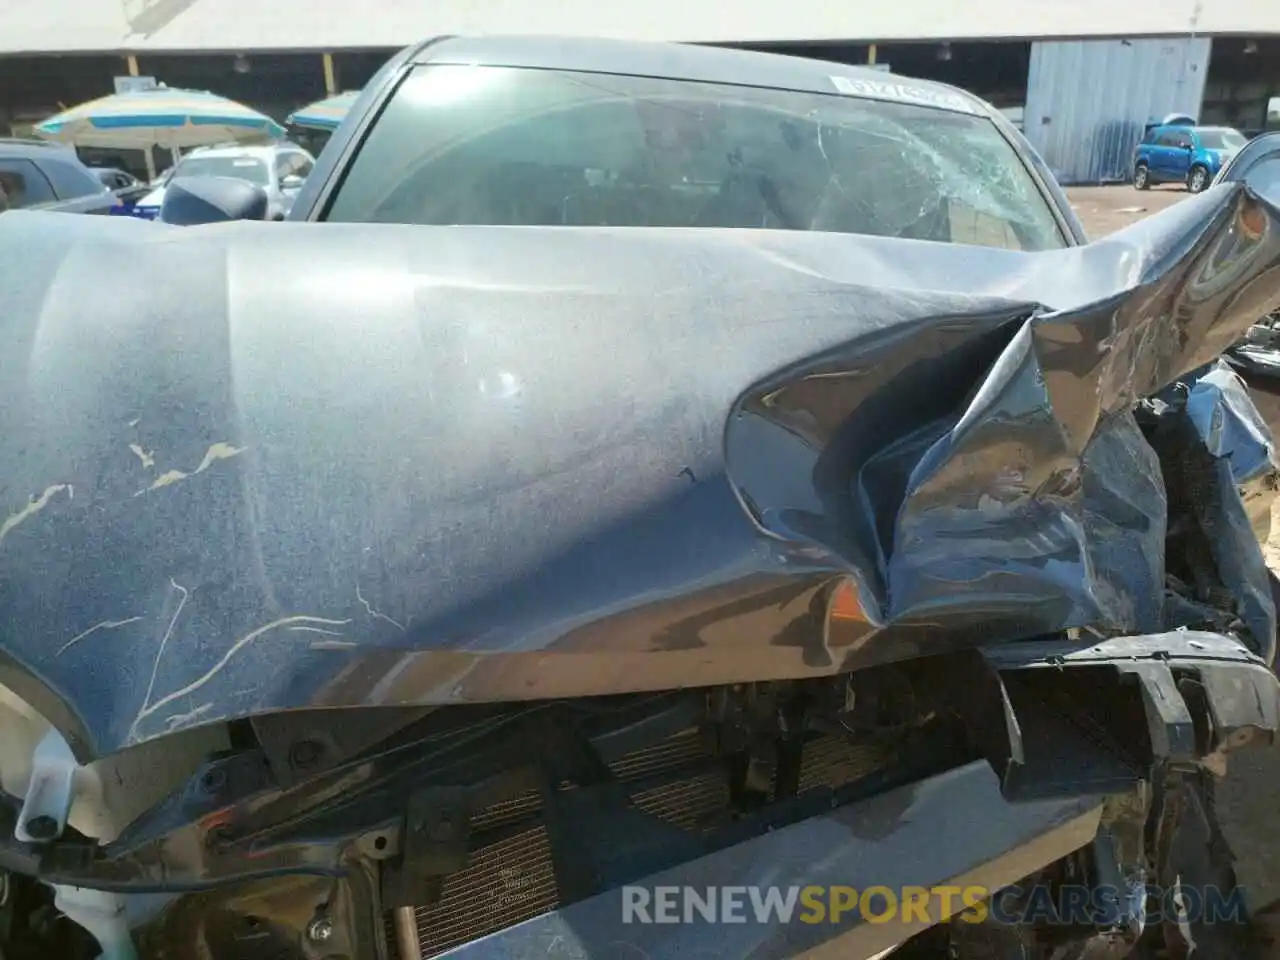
[287,90,360,132]
[35,88,286,150]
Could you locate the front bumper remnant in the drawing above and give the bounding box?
[429,759,1102,960]
[974,631,1280,798]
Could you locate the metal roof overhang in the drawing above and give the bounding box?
[1,0,1278,56]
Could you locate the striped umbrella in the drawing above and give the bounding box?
[34,88,286,150]
[287,91,360,132]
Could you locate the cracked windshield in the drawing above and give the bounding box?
[325,65,1066,251]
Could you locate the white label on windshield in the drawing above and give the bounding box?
[232,159,259,166]
[830,75,978,115]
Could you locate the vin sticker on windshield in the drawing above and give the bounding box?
[829,75,978,115]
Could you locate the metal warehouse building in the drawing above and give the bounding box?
[1,0,1280,184]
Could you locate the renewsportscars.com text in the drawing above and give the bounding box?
[620,884,1247,926]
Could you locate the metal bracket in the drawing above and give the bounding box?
[382,785,470,909]
[251,708,432,790]
[527,709,703,904]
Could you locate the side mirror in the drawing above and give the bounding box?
[280,174,306,191]
[158,176,269,225]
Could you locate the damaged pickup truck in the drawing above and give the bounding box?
[3,35,1280,960]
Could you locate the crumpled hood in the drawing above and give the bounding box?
[1,182,1280,759]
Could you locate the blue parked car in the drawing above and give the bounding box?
[1133,123,1248,193]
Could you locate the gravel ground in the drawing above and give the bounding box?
[1066,184,1280,918]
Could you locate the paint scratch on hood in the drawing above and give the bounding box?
[56,616,144,657]
[0,484,73,545]
[136,442,247,496]
[129,613,353,742]
[163,702,214,732]
[129,443,156,469]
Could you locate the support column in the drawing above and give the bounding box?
[867,43,877,66]
[322,53,337,95]
[124,55,156,181]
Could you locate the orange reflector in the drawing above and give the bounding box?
[828,578,868,622]
[1239,200,1267,242]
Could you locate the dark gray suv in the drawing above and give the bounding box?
[0,138,118,214]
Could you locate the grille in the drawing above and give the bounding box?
[388,729,887,958]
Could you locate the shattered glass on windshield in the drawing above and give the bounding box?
[324,64,1067,251]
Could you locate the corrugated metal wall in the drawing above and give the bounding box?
[1024,37,1211,185]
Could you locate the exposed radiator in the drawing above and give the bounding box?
[387,728,888,958]
[403,825,560,954]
